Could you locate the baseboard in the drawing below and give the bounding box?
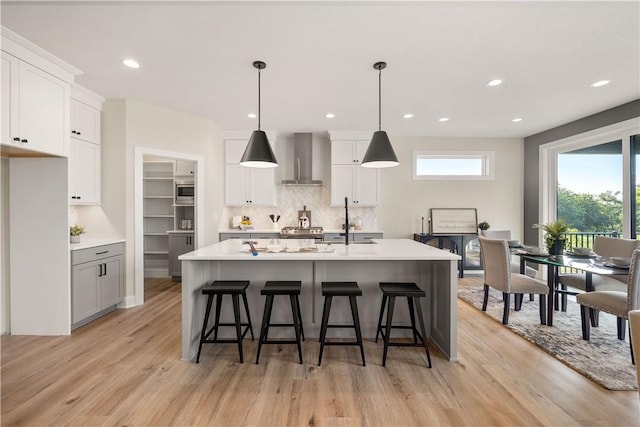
[118,295,139,308]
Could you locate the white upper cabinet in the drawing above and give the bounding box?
[1,51,70,157]
[71,98,100,144]
[331,140,370,165]
[69,85,104,205]
[330,136,379,206]
[224,137,277,206]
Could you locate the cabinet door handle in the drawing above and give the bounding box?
[21,139,28,143]
[12,137,19,141]
[77,131,81,135]
[72,130,77,134]
[98,264,103,277]
[103,263,107,275]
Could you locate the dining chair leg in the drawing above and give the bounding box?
[502,293,510,325]
[514,293,523,311]
[617,317,626,340]
[630,329,635,365]
[580,305,591,340]
[482,284,489,312]
[539,294,547,325]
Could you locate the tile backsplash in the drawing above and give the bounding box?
[223,185,377,230]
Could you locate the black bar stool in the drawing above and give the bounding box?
[255,281,304,364]
[196,280,254,363]
[318,281,365,366]
[375,282,432,368]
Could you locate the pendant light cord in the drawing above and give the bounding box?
[378,66,382,132]
[257,67,261,131]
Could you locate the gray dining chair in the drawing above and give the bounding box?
[577,248,640,363]
[481,230,537,278]
[478,236,549,325]
[558,236,640,310]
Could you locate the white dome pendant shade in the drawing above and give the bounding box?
[361,61,399,168]
[240,61,278,168]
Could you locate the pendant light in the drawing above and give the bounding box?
[240,60,278,168]
[361,61,399,168]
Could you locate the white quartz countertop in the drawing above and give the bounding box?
[219,229,383,234]
[180,238,460,261]
[70,238,125,251]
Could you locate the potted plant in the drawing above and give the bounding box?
[70,224,85,243]
[478,221,490,236]
[534,219,570,255]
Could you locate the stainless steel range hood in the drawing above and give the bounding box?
[281,133,323,186]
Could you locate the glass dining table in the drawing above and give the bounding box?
[514,250,629,326]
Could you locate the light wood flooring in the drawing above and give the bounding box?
[1,276,639,426]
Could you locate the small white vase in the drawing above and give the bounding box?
[70,235,81,243]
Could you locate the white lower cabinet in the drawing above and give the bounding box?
[71,243,124,329]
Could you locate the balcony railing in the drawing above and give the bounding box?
[564,231,620,250]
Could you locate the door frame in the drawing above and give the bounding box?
[134,146,204,306]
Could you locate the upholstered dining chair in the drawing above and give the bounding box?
[577,248,640,363]
[629,310,640,387]
[481,230,537,278]
[478,237,549,325]
[558,236,640,310]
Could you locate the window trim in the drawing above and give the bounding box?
[412,150,495,180]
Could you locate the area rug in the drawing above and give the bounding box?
[458,286,638,391]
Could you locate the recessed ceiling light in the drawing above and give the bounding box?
[591,80,611,87]
[486,79,503,87]
[512,117,523,123]
[325,113,335,119]
[123,58,140,69]
[438,117,449,122]
[247,113,257,119]
[403,113,414,119]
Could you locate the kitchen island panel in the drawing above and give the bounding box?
[181,240,459,362]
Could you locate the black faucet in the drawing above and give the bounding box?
[340,196,349,245]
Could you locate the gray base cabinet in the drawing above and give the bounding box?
[323,232,383,243]
[168,232,194,279]
[71,243,124,329]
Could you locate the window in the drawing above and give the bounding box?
[412,151,494,180]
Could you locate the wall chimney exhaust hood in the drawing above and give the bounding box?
[281,133,323,186]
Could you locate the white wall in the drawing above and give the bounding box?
[78,99,223,299]
[1,157,10,334]
[377,136,524,239]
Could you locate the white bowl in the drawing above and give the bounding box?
[573,247,591,256]
[611,257,631,268]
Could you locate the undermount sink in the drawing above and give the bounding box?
[325,240,377,245]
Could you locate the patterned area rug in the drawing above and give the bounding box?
[458,286,638,391]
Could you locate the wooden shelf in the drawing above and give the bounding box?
[144,232,168,236]
[144,214,174,218]
[144,250,168,255]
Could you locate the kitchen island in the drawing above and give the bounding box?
[180,239,461,362]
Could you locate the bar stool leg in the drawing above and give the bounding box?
[318,295,333,366]
[349,295,366,366]
[375,294,388,343]
[213,293,223,341]
[290,294,303,364]
[407,297,418,344]
[256,295,274,364]
[413,297,432,368]
[232,294,244,363]
[296,295,305,341]
[196,293,214,363]
[382,296,396,367]
[241,291,255,340]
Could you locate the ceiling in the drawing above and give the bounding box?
[2,1,639,138]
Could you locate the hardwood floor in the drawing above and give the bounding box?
[2,276,639,426]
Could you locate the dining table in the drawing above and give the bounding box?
[514,249,629,326]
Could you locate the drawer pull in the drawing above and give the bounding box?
[95,250,109,255]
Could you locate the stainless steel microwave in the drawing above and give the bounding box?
[175,183,194,204]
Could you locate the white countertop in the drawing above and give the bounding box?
[219,228,383,234]
[70,238,125,251]
[180,238,460,261]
